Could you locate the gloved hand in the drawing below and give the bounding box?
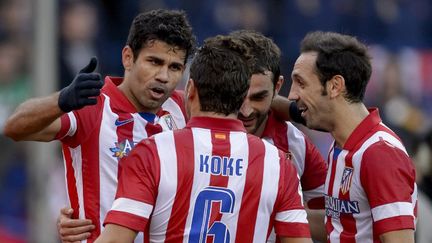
[289,101,306,125]
[58,57,104,113]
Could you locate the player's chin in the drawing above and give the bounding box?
[144,99,165,111]
[307,119,328,132]
[242,122,256,134]
[152,94,170,104]
[244,126,255,134]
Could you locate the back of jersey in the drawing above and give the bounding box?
[149,122,308,242]
[105,117,310,242]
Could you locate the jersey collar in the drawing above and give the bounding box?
[102,76,138,113]
[343,108,382,150]
[186,116,246,132]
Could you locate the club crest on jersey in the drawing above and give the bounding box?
[109,139,135,159]
[340,166,354,195]
[159,114,177,131]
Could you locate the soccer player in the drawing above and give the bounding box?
[3,9,196,243]
[95,35,312,243]
[52,29,318,242]
[229,30,327,242]
[288,31,417,242]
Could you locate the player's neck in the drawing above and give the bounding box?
[117,81,159,113]
[190,111,238,120]
[331,102,369,148]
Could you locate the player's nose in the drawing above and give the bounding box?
[239,100,253,118]
[155,65,169,83]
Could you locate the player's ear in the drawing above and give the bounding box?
[328,74,345,99]
[185,78,196,100]
[274,75,284,95]
[122,46,134,71]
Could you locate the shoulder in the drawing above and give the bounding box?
[285,121,307,144]
[358,129,409,166]
[362,140,411,167]
[359,139,414,182]
[132,136,158,154]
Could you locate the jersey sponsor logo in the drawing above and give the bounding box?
[325,195,360,218]
[114,118,134,126]
[109,139,136,159]
[199,154,244,176]
[340,167,354,194]
[159,114,177,130]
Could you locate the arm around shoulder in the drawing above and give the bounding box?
[271,95,293,121]
[271,95,306,124]
[3,92,63,142]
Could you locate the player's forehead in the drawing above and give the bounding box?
[291,52,318,81]
[139,39,187,63]
[250,71,274,90]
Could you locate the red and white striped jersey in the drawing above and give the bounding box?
[325,108,417,243]
[104,116,311,242]
[261,111,327,209]
[55,77,187,243]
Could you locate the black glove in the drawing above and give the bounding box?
[58,57,104,113]
[289,101,306,125]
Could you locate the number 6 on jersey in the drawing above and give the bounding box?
[189,187,235,243]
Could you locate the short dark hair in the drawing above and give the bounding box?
[190,35,252,115]
[229,30,281,88]
[300,31,371,103]
[126,9,196,63]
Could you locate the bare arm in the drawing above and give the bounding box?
[271,95,305,124]
[94,224,137,243]
[3,57,103,142]
[306,209,327,242]
[279,237,313,243]
[379,229,414,243]
[3,92,63,142]
[271,95,293,121]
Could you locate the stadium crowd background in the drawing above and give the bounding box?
[0,0,431,242]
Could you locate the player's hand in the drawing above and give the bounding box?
[57,207,95,243]
[58,57,104,112]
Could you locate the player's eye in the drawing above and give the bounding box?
[170,64,183,71]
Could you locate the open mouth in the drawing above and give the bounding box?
[238,116,255,127]
[149,87,165,99]
[298,106,308,117]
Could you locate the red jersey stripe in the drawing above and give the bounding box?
[82,117,102,242]
[165,129,195,241]
[235,137,265,242]
[62,144,79,219]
